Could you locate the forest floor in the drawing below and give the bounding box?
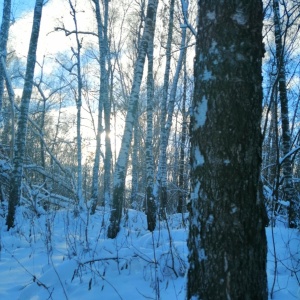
[0,204,299,299]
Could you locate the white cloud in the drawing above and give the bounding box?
[8,0,98,63]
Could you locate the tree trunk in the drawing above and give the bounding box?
[187,1,268,299]
[6,0,44,230]
[177,52,187,214]
[0,55,15,159]
[107,0,158,239]
[273,0,298,228]
[67,0,85,209]
[145,13,156,232]
[155,0,175,218]
[90,0,110,213]
[131,118,140,206]
[0,0,11,125]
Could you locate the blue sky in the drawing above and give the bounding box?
[0,0,37,22]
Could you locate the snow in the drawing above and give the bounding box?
[206,11,215,21]
[194,146,204,166]
[202,67,215,81]
[194,96,208,129]
[198,248,207,261]
[279,146,300,165]
[190,182,200,202]
[231,9,247,25]
[0,204,299,299]
[224,159,230,165]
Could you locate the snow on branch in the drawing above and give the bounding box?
[279,146,300,165]
[180,0,196,36]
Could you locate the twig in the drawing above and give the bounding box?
[2,246,54,299]
[49,255,69,300]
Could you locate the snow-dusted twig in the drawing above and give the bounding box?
[279,146,300,165]
[2,246,54,299]
[180,0,196,36]
[49,254,69,300]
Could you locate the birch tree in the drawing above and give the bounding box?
[156,0,190,217]
[177,52,188,214]
[6,0,44,229]
[55,0,87,209]
[0,0,11,125]
[187,1,268,298]
[145,3,156,232]
[90,0,111,213]
[155,0,175,217]
[273,0,299,228]
[102,0,112,209]
[107,0,158,239]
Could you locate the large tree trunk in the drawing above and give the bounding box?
[6,0,44,230]
[107,0,158,239]
[187,1,268,299]
[273,0,299,228]
[0,0,11,124]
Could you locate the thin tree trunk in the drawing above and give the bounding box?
[107,0,158,239]
[165,13,186,144]
[130,2,145,209]
[68,0,84,209]
[187,1,268,299]
[40,97,46,183]
[0,0,11,124]
[6,0,44,230]
[156,0,187,217]
[0,56,15,159]
[177,52,187,214]
[131,118,139,206]
[145,12,156,232]
[273,0,298,228]
[155,0,175,218]
[90,0,110,213]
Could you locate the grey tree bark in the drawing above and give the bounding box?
[6,0,44,230]
[187,1,268,299]
[107,0,158,239]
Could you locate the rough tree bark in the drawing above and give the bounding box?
[187,1,268,299]
[107,0,158,239]
[6,0,44,230]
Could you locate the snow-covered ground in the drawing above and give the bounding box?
[0,205,299,299]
